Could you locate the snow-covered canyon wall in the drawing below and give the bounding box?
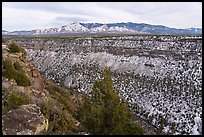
[9,35,202,135]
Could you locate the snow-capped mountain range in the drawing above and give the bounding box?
[2,22,202,35]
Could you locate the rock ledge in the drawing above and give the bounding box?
[2,104,48,135]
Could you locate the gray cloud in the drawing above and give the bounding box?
[2,2,101,17]
[2,2,202,31]
[99,2,202,27]
[55,16,90,22]
[51,16,90,26]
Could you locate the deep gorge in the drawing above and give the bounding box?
[6,35,202,135]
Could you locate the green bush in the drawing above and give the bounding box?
[39,99,77,134]
[45,80,75,114]
[15,71,31,86]
[8,43,21,53]
[49,110,76,133]
[39,101,50,119]
[2,58,17,80]
[2,92,30,114]
[8,43,27,57]
[2,105,7,115]
[43,80,79,133]
[13,61,23,71]
[2,88,8,115]
[2,58,30,87]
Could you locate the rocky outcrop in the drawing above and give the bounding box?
[2,104,48,135]
[2,43,84,135]
[2,51,48,100]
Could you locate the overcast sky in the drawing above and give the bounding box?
[2,2,202,31]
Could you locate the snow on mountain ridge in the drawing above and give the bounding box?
[31,22,139,35]
[109,26,135,32]
[60,22,89,32]
[91,24,109,32]
[3,22,202,35]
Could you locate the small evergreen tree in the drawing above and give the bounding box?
[78,67,144,135]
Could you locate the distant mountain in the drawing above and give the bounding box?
[2,22,202,36]
[9,30,34,35]
[2,30,8,35]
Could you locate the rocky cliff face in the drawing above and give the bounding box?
[2,43,84,135]
[7,35,202,135]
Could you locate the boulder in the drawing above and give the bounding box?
[2,104,48,135]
